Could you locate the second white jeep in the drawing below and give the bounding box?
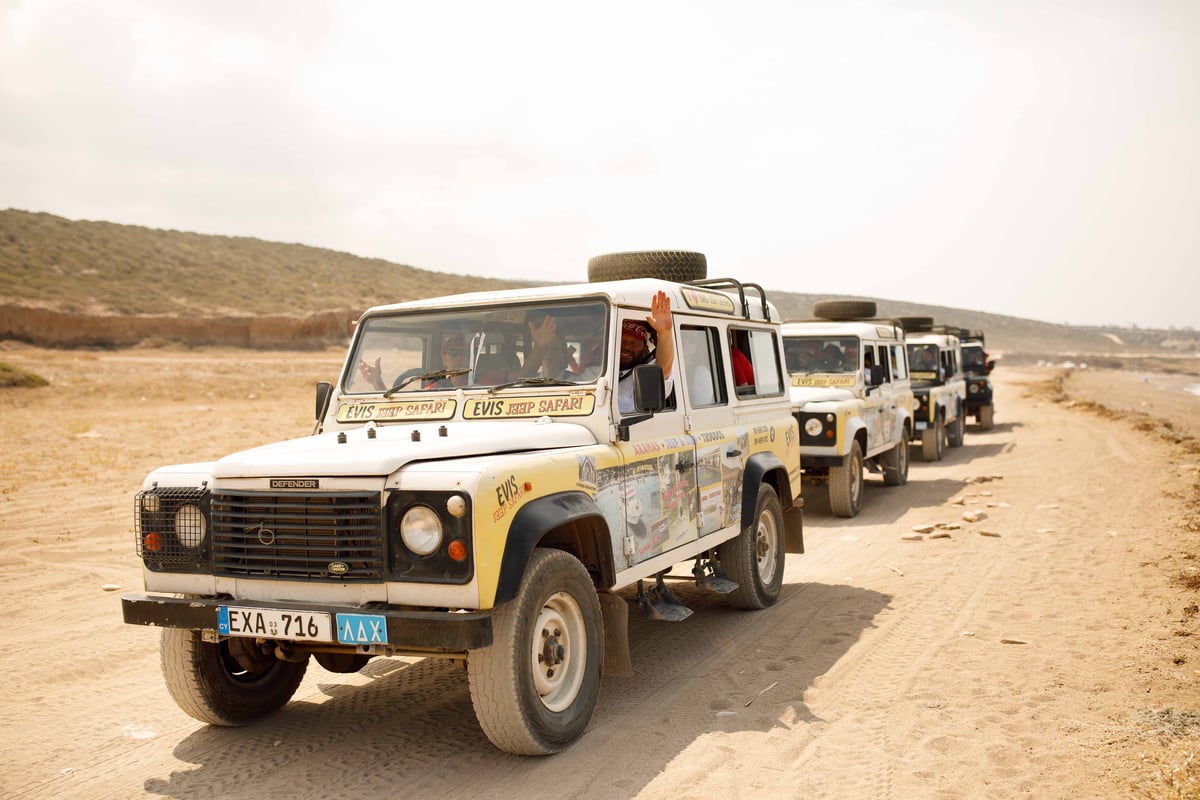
[782,300,914,517]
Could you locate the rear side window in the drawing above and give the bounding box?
[729,328,784,398]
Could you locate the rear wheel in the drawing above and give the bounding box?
[828,441,864,517]
[921,415,945,461]
[161,627,308,726]
[979,404,995,430]
[467,548,603,755]
[881,428,909,486]
[947,410,965,447]
[719,483,785,609]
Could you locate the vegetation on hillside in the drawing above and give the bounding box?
[0,361,48,388]
[0,209,527,315]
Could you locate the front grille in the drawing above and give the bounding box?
[211,490,383,580]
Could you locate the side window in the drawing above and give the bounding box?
[891,344,908,380]
[680,325,727,407]
[730,327,784,398]
[863,344,876,372]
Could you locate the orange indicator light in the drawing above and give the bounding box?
[447,540,467,562]
[144,532,162,552]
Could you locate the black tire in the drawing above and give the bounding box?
[813,300,877,321]
[719,484,785,609]
[897,316,934,333]
[467,548,603,755]
[947,410,965,447]
[979,404,995,430]
[921,414,945,461]
[828,441,864,517]
[587,250,707,283]
[160,627,308,726]
[881,426,909,486]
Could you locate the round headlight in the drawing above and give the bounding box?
[804,418,824,437]
[401,506,443,556]
[174,503,206,548]
[968,384,979,394]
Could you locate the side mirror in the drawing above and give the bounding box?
[986,360,996,373]
[868,364,886,387]
[633,364,665,413]
[315,381,333,424]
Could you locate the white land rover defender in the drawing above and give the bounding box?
[121,251,803,756]
[901,319,968,461]
[781,300,914,518]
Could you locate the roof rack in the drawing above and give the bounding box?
[689,278,772,321]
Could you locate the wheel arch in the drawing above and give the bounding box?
[740,452,795,530]
[493,491,615,606]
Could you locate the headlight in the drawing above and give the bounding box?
[969,383,979,394]
[401,506,443,556]
[174,503,206,548]
[804,418,824,436]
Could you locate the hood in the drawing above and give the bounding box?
[788,385,857,406]
[211,420,598,479]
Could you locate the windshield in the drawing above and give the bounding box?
[962,345,986,370]
[344,299,608,394]
[783,336,860,374]
[907,343,941,380]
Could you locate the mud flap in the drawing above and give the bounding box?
[784,505,805,554]
[598,592,633,677]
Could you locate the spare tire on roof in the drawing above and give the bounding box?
[812,300,877,321]
[897,316,934,333]
[587,250,707,283]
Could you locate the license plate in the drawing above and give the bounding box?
[218,606,333,642]
[914,421,926,430]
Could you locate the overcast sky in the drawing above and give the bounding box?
[2,0,1197,329]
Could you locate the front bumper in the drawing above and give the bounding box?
[121,593,493,651]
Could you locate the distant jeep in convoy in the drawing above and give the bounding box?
[959,329,996,430]
[781,300,914,517]
[900,318,967,461]
[120,250,803,756]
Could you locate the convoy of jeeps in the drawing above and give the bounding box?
[120,251,998,756]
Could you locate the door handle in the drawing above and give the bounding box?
[726,449,742,458]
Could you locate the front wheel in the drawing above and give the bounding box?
[719,483,785,609]
[160,628,308,726]
[881,428,909,486]
[828,441,864,517]
[467,548,603,755]
[921,415,945,461]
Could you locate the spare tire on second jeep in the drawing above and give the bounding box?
[812,300,877,321]
[897,316,934,333]
[587,251,707,283]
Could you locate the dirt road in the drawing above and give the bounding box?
[1,349,1197,799]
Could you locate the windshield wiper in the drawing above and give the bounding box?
[488,377,578,394]
[384,368,471,398]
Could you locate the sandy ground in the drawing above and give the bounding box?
[1,348,1198,800]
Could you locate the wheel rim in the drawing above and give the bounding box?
[754,504,780,581]
[531,591,587,712]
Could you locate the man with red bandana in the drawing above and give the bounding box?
[617,290,675,414]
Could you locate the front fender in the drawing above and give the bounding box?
[492,491,613,606]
